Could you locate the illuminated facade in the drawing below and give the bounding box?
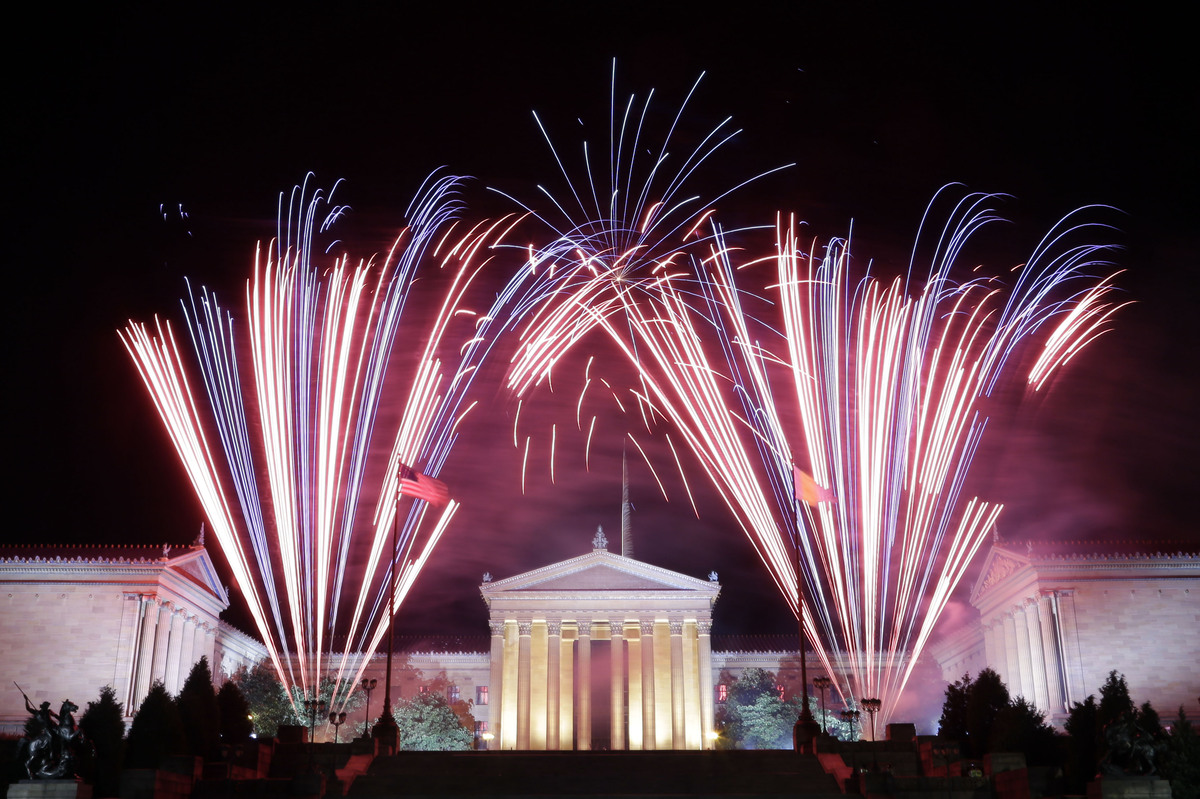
[0,543,264,735]
[478,533,721,750]
[929,542,1200,725]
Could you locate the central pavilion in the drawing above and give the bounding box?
[478,529,721,750]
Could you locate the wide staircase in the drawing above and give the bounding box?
[348,749,846,798]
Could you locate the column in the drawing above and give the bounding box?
[500,620,519,749]
[1011,606,1033,702]
[191,619,207,673]
[640,620,656,750]
[1022,598,1049,713]
[487,620,504,750]
[1054,590,1087,706]
[547,621,561,750]
[577,623,592,750]
[116,595,141,708]
[131,597,159,712]
[516,621,532,749]
[610,621,625,750]
[559,627,574,748]
[982,620,1002,680]
[164,609,187,694]
[682,621,701,749]
[1002,612,1020,690]
[697,621,715,749]
[530,621,548,749]
[205,623,217,673]
[670,620,685,747]
[150,601,173,688]
[178,614,197,687]
[653,621,672,749]
[1037,592,1065,715]
[627,624,643,750]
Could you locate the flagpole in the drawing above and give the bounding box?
[792,462,820,754]
[372,461,401,755]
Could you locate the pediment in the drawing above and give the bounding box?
[482,550,719,597]
[165,547,229,604]
[970,545,1031,605]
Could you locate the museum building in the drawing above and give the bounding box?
[3,536,1196,743]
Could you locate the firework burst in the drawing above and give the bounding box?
[507,186,1125,724]
[120,173,517,708]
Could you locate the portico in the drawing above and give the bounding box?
[479,532,721,750]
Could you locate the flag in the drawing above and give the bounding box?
[793,465,835,507]
[398,462,450,507]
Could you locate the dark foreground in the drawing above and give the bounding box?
[350,749,846,799]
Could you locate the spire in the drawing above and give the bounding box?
[621,445,633,558]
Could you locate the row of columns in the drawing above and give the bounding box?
[126,595,217,713]
[982,589,1085,719]
[489,617,714,750]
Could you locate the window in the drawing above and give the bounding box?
[716,684,727,704]
[477,686,489,705]
[419,685,429,694]
[448,685,460,703]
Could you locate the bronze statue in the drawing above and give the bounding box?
[1099,711,1159,778]
[15,684,85,779]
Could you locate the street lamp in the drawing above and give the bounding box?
[813,675,832,734]
[861,698,882,742]
[360,678,377,735]
[304,695,327,744]
[328,711,347,744]
[840,709,860,741]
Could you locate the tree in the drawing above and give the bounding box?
[289,676,367,741]
[1065,694,1100,792]
[715,668,804,750]
[177,657,221,759]
[232,663,299,738]
[1064,672,1168,792]
[1098,670,1135,730]
[216,682,254,746]
[80,686,125,797]
[938,673,972,746]
[423,670,475,736]
[125,681,187,769]
[393,692,474,751]
[1162,707,1200,799]
[937,668,1013,758]
[991,696,1060,766]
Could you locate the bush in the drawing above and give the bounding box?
[233,664,298,738]
[80,686,125,796]
[125,681,187,769]
[216,682,254,745]
[177,657,221,759]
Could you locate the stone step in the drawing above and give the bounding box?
[349,750,845,797]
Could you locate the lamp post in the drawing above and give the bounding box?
[813,676,832,734]
[861,698,881,742]
[328,711,347,744]
[840,709,860,741]
[360,678,377,736]
[304,695,327,744]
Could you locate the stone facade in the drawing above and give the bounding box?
[0,543,266,735]
[928,542,1200,725]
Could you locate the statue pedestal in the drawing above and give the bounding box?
[9,781,92,799]
[1088,777,1173,799]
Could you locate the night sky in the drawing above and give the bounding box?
[9,5,1198,655]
